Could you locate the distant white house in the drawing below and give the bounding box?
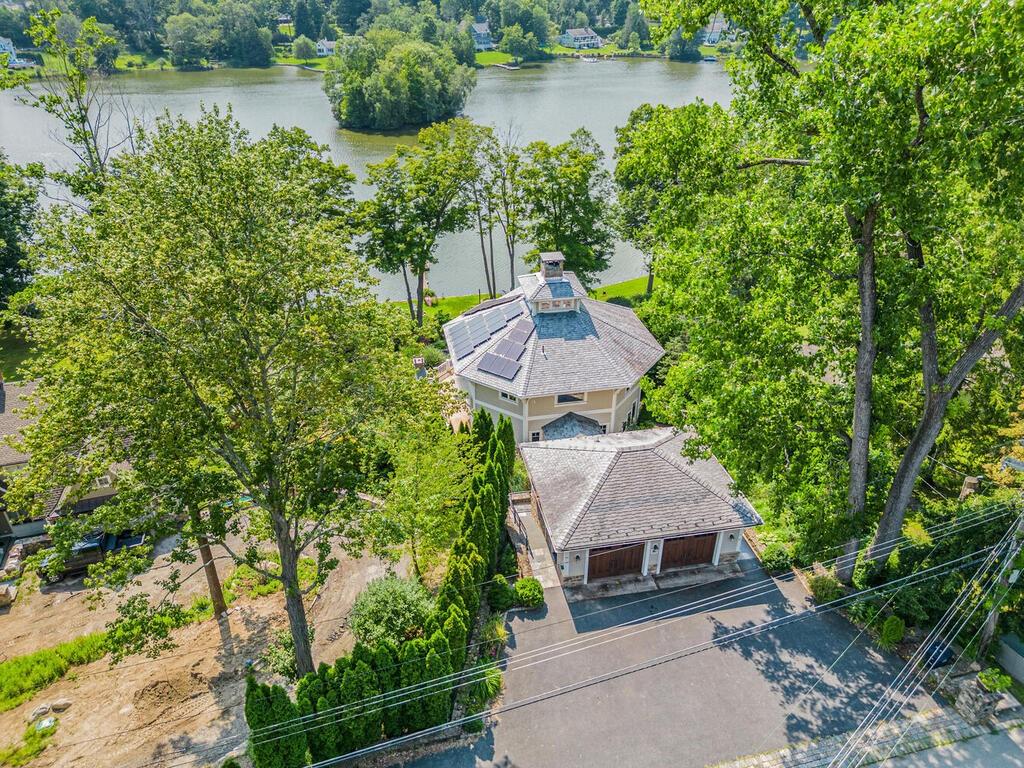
[558,27,602,49]
[0,36,19,67]
[315,39,336,57]
[469,21,495,51]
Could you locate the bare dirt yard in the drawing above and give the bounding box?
[0,538,400,768]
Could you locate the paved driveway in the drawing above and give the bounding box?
[883,729,1024,767]
[404,558,935,768]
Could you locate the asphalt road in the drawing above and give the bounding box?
[402,562,936,768]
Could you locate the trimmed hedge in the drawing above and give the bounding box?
[245,413,518,767]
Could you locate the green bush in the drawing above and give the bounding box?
[498,546,518,578]
[0,633,107,712]
[808,573,844,604]
[223,554,319,600]
[350,577,434,645]
[488,574,515,612]
[221,760,241,768]
[760,542,793,573]
[479,614,508,660]
[262,628,303,680]
[845,599,881,627]
[979,667,1013,693]
[877,615,905,651]
[513,577,544,608]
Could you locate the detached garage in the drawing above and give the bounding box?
[519,428,762,587]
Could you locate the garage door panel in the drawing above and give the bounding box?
[661,533,716,570]
[588,542,644,580]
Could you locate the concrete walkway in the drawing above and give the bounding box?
[883,727,1024,767]
[711,706,1024,768]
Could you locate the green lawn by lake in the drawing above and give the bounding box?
[475,50,514,66]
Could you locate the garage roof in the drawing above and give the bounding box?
[519,427,762,551]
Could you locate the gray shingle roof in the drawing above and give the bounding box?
[540,411,604,440]
[443,272,664,398]
[0,381,36,467]
[519,427,762,551]
[518,272,587,302]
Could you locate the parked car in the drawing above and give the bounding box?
[38,530,146,583]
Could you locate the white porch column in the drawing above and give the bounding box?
[712,531,723,566]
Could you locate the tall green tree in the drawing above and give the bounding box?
[488,131,528,292]
[637,0,1024,573]
[165,12,212,68]
[6,110,423,679]
[522,128,614,287]
[0,153,40,309]
[362,118,479,325]
[375,410,473,578]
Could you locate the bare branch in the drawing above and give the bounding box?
[737,157,812,170]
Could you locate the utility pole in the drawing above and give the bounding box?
[979,472,1024,656]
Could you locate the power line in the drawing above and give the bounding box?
[120,547,995,768]
[43,501,1017,767]
[826,516,1022,768]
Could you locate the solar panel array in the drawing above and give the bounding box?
[478,351,521,380]
[507,316,535,346]
[447,299,526,360]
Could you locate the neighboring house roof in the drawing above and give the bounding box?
[443,271,664,399]
[0,381,37,467]
[471,22,491,35]
[520,427,762,550]
[541,411,604,440]
[564,27,599,37]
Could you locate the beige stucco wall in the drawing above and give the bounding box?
[461,381,645,443]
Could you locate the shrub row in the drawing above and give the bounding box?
[244,412,517,766]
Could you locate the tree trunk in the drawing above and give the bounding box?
[867,392,952,563]
[866,274,1024,565]
[475,205,494,298]
[487,224,498,299]
[646,260,654,296]
[273,517,314,678]
[400,262,415,323]
[837,205,878,583]
[416,269,426,328]
[508,235,516,292]
[190,508,227,617]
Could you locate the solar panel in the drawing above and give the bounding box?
[477,352,505,376]
[513,316,535,332]
[502,302,524,321]
[467,315,490,346]
[497,358,521,380]
[508,324,534,345]
[484,311,507,334]
[493,338,526,360]
[452,338,475,360]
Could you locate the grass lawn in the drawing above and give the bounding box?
[114,52,169,71]
[589,275,653,303]
[273,54,329,69]
[546,43,623,56]
[476,50,514,66]
[0,330,35,381]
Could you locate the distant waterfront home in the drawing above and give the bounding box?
[442,252,664,442]
[315,39,336,57]
[469,21,495,51]
[0,36,18,67]
[0,381,119,542]
[520,428,762,585]
[558,27,602,49]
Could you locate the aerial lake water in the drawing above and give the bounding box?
[0,58,732,300]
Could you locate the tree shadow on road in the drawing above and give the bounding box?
[708,591,931,744]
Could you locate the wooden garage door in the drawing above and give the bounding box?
[588,542,644,580]
[661,533,717,570]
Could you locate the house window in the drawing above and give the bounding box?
[94,475,112,489]
[557,392,585,404]
[530,431,541,442]
[500,391,518,403]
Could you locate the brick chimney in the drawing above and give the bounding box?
[539,251,565,280]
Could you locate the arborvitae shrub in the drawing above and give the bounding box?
[513,577,544,608]
[489,574,515,612]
